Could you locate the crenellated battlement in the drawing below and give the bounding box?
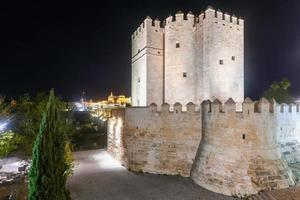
[165,11,196,26]
[133,5,243,38]
[148,102,200,114]
[200,6,243,26]
[163,8,242,27]
[132,16,163,40]
[201,97,300,115]
[143,98,300,116]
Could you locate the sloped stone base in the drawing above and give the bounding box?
[191,144,293,196]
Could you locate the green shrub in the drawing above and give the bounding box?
[64,141,74,177]
[0,131,22,157]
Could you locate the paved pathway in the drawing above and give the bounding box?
[250,187,300,200]
[67,149,237,200]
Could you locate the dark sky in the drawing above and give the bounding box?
[1,0,300,101]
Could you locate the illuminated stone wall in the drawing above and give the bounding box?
[131,7,244,106]
[107,108,126,162]
[191,98,297,196]
[107,98,300,196]
[276,103,300,165]
[107,103,202,177]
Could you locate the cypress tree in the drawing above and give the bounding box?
[29,90,71,200]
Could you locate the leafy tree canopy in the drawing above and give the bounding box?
[14,92,74,155]
[262,78,293,103]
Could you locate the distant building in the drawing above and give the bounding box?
[74,92,131,111]
[106,92,131,105]
[69,92,131,112]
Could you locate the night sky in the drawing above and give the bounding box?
[1,0,300,101]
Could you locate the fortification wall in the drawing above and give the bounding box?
[108,98,300,196]
[191,98,296,196]
[107,103,202,177]
[275,103,300,166]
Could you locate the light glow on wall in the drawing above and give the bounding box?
[115,117,123,146]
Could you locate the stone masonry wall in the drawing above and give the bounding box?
[107,108,126,163]
[108,103,202,177]
[191,98,296,196]
[275,103,300,165]
[108,98,300,196]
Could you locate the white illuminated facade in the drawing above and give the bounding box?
[131,7,244,106]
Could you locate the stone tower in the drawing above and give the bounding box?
[197,8,244,104]
[164,11,197,105]
[131,17,164,107]
[131,6,244,106]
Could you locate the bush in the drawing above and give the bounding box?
[0,131,22,157]
[64,141,74,177]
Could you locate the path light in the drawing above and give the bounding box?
[0,121,8,132]
[0,116,14,132]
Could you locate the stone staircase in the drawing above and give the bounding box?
[250,188,300,200]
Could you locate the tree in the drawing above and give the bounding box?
[29,90,71,200]
[16,92,56,138]
[262,78,293,103]
[15,92,74,155]
[0,96,12,116]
